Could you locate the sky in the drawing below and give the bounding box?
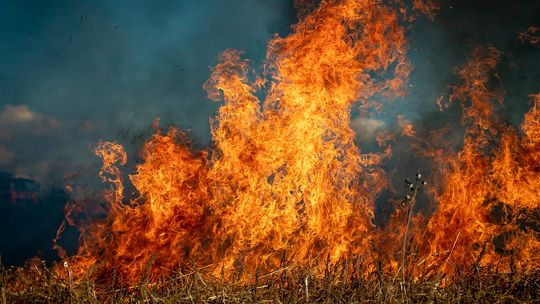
[0,0,295,184]
[0,0,539,264]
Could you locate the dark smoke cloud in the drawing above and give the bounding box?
[407,0,540,125]
[0,0,295,183]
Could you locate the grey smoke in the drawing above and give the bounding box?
[0,0,295,183]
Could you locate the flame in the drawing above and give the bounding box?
[412,0,439,21]
[418,47,539,276]
[58,0,411,284]
[55,1,539,285]
[518,27,540,45]
[398,115,416,137]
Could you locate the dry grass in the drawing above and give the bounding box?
[1,259,538,304]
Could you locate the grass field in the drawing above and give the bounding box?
[1,260,538,303]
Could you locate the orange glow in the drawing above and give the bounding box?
[518,27,540,45]
[398,115,417,137]
[412,0,439,20]
[418,47,539,277]
[55,1,539,285]
[57,0,411,284]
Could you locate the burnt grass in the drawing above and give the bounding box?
[1,260,538,304]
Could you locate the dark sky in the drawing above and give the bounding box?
[0,0,295,184]
[0,0,539,186]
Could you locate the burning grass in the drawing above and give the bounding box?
[1,259,538,303]
[3,1,539,302]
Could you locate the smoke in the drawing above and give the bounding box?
[403,0,540,128]
[1,0,540,266]
[1,1,539,183]
[0,0,295,183]
[356,0,540,192]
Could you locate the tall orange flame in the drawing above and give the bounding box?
[58,0,411,284]
[419,47,539,276]
[55,1,539,285]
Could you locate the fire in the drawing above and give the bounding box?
[418,47,540,276]
[398,115,416,137]
[57,0,411,284]
[54,1,539,285]
[412,0,439,20]
[518,27,540,45]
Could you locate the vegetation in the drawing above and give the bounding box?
[1,259,538,303]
